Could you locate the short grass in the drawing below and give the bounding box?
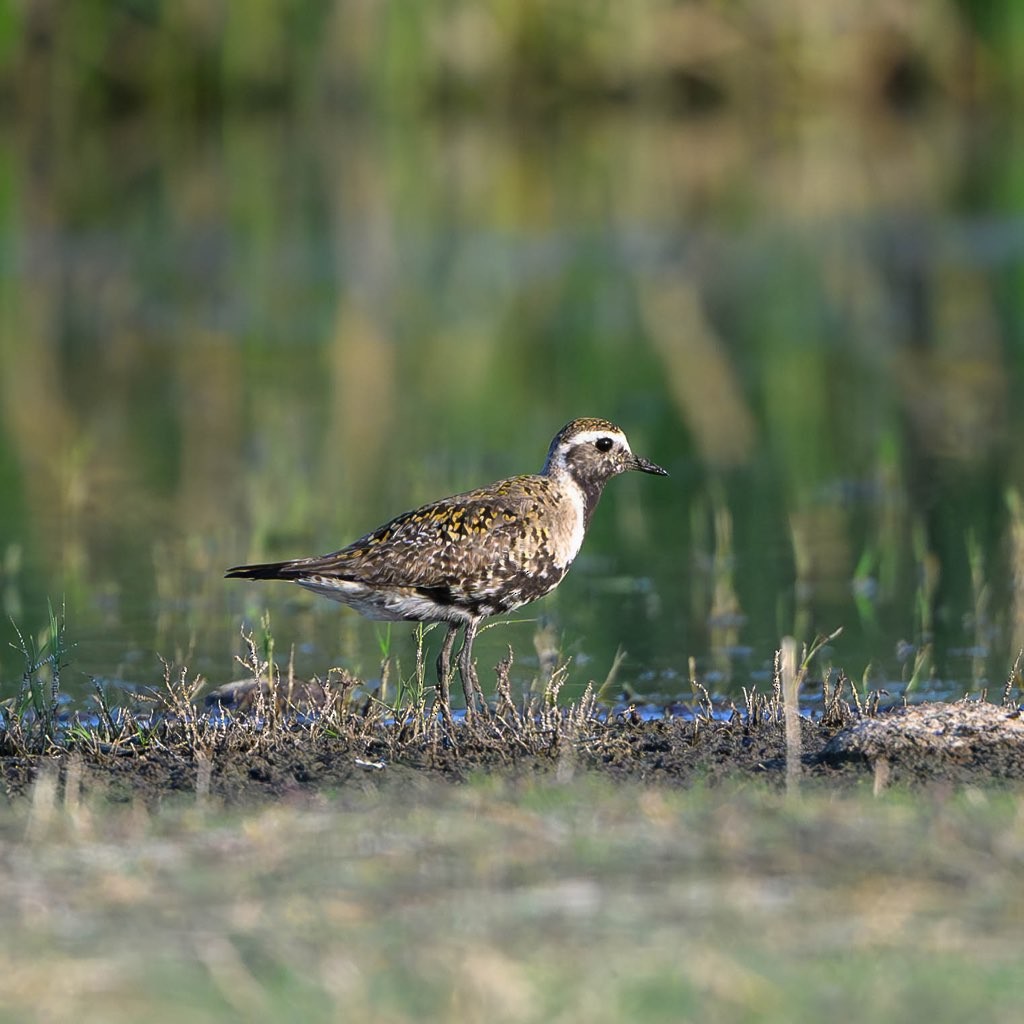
[1,775,1022,1024]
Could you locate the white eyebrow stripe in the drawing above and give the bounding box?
[562,429,631,451]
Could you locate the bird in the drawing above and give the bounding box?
[225,417,667,719]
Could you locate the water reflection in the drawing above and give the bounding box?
[1,101,1022,704]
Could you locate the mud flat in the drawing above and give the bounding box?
[4,693,1023,805]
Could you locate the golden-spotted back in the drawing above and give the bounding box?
[226,418,667,717]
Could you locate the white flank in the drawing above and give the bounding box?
[295,577,471,623]
[558,477,588,567]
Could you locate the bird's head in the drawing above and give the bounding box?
[543,418,668,491]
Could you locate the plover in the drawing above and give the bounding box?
[226,418,667,717]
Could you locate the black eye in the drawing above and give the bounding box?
[595,437,613,452]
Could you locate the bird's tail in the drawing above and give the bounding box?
[224,561,304,581]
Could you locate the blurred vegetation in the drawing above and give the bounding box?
[0,0,1021,120]
[2,776,1024,1022]
[0,1,1023,699]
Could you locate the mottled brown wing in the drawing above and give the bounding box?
[291,477,550,589]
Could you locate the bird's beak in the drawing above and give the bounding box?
[631,454,669,477]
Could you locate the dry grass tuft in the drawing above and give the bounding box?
[6,624,1023,802]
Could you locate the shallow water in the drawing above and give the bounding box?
[1,104,1023,706]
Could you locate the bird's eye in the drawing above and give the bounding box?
[595,437,613,452]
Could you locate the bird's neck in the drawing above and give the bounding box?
[548,466,604,528]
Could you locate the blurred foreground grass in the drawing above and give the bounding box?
[2,774,1022,1023]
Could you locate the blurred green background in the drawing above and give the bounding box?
[1,0,1023,704]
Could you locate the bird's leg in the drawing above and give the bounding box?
[457,617,484,717]
[434,622,459,729]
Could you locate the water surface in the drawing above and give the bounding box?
[1,104,1023,706]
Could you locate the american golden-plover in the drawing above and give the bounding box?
[226,418,667,717]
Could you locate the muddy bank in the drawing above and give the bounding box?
[3,699,1023,804]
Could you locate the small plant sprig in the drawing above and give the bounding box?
[375,623,435,735]
[6,599,74,749]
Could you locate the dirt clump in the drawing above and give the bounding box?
[818,699,1024,784]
